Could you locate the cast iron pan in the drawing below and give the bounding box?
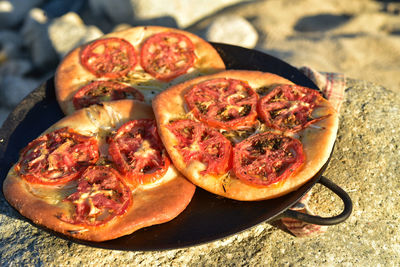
[0,43,352,251]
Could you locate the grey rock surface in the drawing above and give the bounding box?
[1,78,399,265]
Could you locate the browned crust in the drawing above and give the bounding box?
[3,100,195,242]
[153,70,339,201]
[55,26,226,115]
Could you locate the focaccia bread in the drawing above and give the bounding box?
[3,100,195,241]
[153,70,338,201]
[55,26,225,115]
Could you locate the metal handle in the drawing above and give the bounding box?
[282,176,353,225]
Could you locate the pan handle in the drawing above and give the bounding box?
[282,176,353,225]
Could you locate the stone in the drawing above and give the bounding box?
[88,0,252,28]
[0,107,10,126]
[0,75,40,108]
[0,31,26,60]
[42,0,85,19]
[78,25,104,47]
[205,15,258,48]
[0,0,44,29]
[48,12,103,58]
[0,59,33,77]
[20,8,58,70]
[0,78,399,265]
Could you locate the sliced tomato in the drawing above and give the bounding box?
[167,119,232,175]
[233,132,305,187]
[185,78,259,130]
[61,166,131,226]
[72,80,144,110]
[108,119,170,185]
[80,37,137,78]
[140,32,195,81]
[15,127,99,185]
[257,84,329,132]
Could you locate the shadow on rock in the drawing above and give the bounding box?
[294,14,352,32]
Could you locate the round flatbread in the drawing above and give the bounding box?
[55,26,225,115]
[3,100,195,242]
[152,70,338,201]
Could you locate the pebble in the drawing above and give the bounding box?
[48,12,103,58]
[20,8,59,70]
[0,59,33,77]
[0,107,10,126]
[0,75,40,108]
[206,15,258,48]
[0,31,26,60]
[0,0,44,29]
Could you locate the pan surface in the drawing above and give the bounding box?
[0,43,323,250]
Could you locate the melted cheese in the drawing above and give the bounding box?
[26,181,77,205]
[134,140,157,158]
[139,166,178,190]
[220,105,244,117]
[226,92,246,102]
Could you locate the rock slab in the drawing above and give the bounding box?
[0,78,399,265]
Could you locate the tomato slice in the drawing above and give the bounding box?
[15,127,99,185]
[167,119,232,175]
[108,119,170,185]
[257,84,329,132]
[73,80,144,110]
[233,132,305,187]
[140,32,195,81]
[80,37,137,78]
[185,78,259,130]
[62,166,131,226]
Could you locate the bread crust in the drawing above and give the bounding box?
[55,26,225,115]
[153,70,338,201]
[3,100,195,241]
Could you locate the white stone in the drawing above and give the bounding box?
[205,15,258,48]
[0,0,44,29]
[20,8,58,69]
[0,76,40,108]
[48,12,103,58]
[78,25,103,47]
[88,0,251,28]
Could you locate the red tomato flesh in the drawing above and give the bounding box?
[257,84,329,132]
[140,32,195,81]
[73,80,144,110]
[80,37,137,78]
[233,131,305,187]
[185,78,258,130]
[15,127,99,185]
[108,119,170,185]
[167,119,232,175]
[62,166,131,226]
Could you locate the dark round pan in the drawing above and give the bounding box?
[0,43,352,251]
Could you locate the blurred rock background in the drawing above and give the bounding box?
[0,0,399,125]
